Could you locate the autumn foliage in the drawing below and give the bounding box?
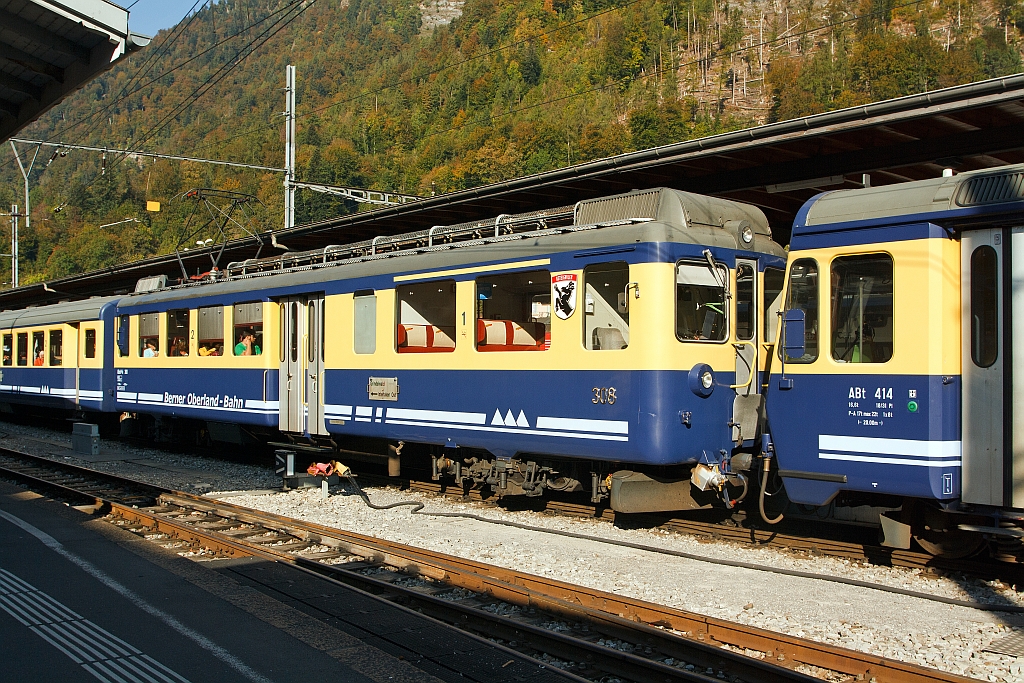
[0,0,1019,283]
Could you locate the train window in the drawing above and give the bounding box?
[783,259,819,363]
[166,309,190,357]
[830,254,894,364]
[735,264,755,341]
[16,331,27,366]
[198,306,224,357]
[970,245,999,368]
[354,292,377,354]
[233,302,263,356]
[475,270,550,352]
[396,280,457,353]
[49,330,62,366]
[279,303,286,363]
[139,313,159,357]
[117,316,129,357]
[675,261,728,342]
[584,262,630,350]
[307,301,315,362]
[290,302,298,362]
[763,268,785,343]
[85,329,97,359]
[2,333,10,366]
[32,332,44,366]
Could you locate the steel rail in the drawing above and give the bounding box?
[0,450,802,682]
[387,476,1024,582]
[0,448,980,683]
[154,492,977,683]
[126,500,808,683]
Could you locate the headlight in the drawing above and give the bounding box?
[688,364,715,397]
[741,226,753,243]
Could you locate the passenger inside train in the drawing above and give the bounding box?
[235,329,261,356]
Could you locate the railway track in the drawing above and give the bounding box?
[0,447,983,683]
[379,475,1024,583]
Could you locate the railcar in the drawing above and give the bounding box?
[107,187,787,505]
[0,297,120,414]
[765,163,1024,557]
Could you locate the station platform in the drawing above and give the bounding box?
[0,480,569,683]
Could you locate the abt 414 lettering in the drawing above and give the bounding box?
[849,387,892,400]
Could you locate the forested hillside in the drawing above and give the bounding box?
[2,0,1022,283]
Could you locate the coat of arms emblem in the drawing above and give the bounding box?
[552,273,577,320]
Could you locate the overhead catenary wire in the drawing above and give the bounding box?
[0,0,305,180]
[64,0,313,202]
[55,0,211,145]
[341,474,1024,615]
[12,139,286,173]
[0,0,222,179]
[42,0,309,147]
[112,0,312,164]
[9,0,944,224]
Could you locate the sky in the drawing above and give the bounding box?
[125,0,204,38]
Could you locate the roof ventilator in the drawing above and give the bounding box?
[955,171,1024,207]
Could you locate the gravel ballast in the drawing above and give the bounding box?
[2,420,1022,681]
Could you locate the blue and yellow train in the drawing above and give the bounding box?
[766,164,1024,557]
[1,168,1021,558]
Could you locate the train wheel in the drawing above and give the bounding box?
[911,503,984,558]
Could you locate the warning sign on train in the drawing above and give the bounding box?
[552,274,577,320]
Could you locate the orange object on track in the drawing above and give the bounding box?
[306,462,334,477]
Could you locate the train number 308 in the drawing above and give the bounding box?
[592,387,617,405]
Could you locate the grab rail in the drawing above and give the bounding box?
[729,341,756,389]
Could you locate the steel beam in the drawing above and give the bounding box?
[0,10,92,62]
[0,72,42,101]
[0,41,65,82]
[291,180,422,206]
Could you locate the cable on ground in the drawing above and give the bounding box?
[340,473,1024,614]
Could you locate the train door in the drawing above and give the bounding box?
[306,296,326,436]
[961,228,1024,508]
[278,294,327,435]
[732,259,760,443]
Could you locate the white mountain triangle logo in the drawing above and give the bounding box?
[491,409,530,428]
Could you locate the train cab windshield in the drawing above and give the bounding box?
[829,254,894,364]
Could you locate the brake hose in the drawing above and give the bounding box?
[339,473,1023,614]
[759,459,784,525]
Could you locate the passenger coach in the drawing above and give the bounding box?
[112,188,787,505]
[767,164,1024,556]
[0,297,119,413]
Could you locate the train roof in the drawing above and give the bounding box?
[0,296,120,329]
[122,188,784,308]
[793,163,1024,233]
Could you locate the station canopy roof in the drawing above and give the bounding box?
[3,72,1024,309]
[0,0,148,143]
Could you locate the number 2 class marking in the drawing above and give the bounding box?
[592,387,617,404]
